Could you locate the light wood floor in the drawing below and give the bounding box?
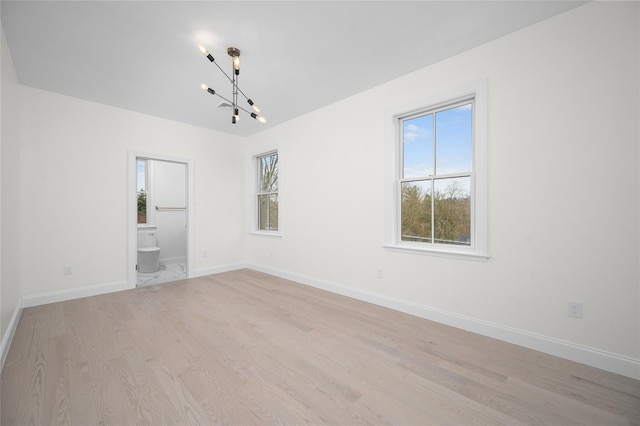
[2,269,639,425]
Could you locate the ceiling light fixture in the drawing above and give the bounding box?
[198,45,266,125]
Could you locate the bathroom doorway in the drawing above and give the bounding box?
[127,152,194,289]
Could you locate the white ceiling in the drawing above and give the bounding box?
[1,1,585,137]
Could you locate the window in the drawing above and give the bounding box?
[401,100,472,245]
[137,159,147,224]
[256,151,278,231]
[386,82,488,259]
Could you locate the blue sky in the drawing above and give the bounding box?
[403,103,472,179]
[137,160,146,192]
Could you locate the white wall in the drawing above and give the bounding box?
[245,2,640,362]
[17,86,245,297]
[1,23,21,340]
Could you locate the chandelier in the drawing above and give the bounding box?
[198,45,267,125]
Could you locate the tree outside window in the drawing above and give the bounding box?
[137,159,147,224]
[257,152,278,231]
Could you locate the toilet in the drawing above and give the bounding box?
[137,226,161,273]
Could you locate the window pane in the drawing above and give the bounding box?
[268,194,278,230]
[137,160,147,224]
[258,194,279,231]
[435,103,472,175]
[137,191,147,224]
[137,160,147,192]
[259,153,278,192]
[258,194,268,230]
[403,114,433,178]
[401,180,432,242]
[433,177,471,246]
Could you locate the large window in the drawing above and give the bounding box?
[401,100,473,246]
[257,151,278,231]
[387,82,487,259]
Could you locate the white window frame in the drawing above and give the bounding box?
[251,149,282,237]
[384,80,489,260]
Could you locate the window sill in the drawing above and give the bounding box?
[383,243,489,261]
[249,231,283,239]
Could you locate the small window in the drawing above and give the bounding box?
[137,159,147,224]
[256,151,278,231]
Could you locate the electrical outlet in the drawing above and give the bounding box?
[568,301,583,318]
[376,269,383,279]
[63,265,73,276]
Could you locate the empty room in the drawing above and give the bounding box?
[1,1,639,424]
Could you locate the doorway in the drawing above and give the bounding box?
[128,152,194,289]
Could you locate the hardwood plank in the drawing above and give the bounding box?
[1,306,38,424]
[145,355,209,424]
[44,303,71,426]
[62,300,100,425]
[11,305,56,425]
[2,269,640,425]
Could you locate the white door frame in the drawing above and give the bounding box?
[127,150,195,289]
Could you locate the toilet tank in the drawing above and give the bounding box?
[137,226,158,248]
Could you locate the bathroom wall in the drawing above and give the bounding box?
[146,159,187,265]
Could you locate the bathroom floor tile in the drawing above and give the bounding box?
[137,263,186,287]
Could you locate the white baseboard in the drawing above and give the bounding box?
[21,280,130,308]
[247,263,640,380]
[0,299,23,372]
[190,262,248,279]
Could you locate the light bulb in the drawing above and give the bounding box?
[200,84,215,95]
[251,113,267,124]
[199,45,214,62]
[247,99,260,113]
